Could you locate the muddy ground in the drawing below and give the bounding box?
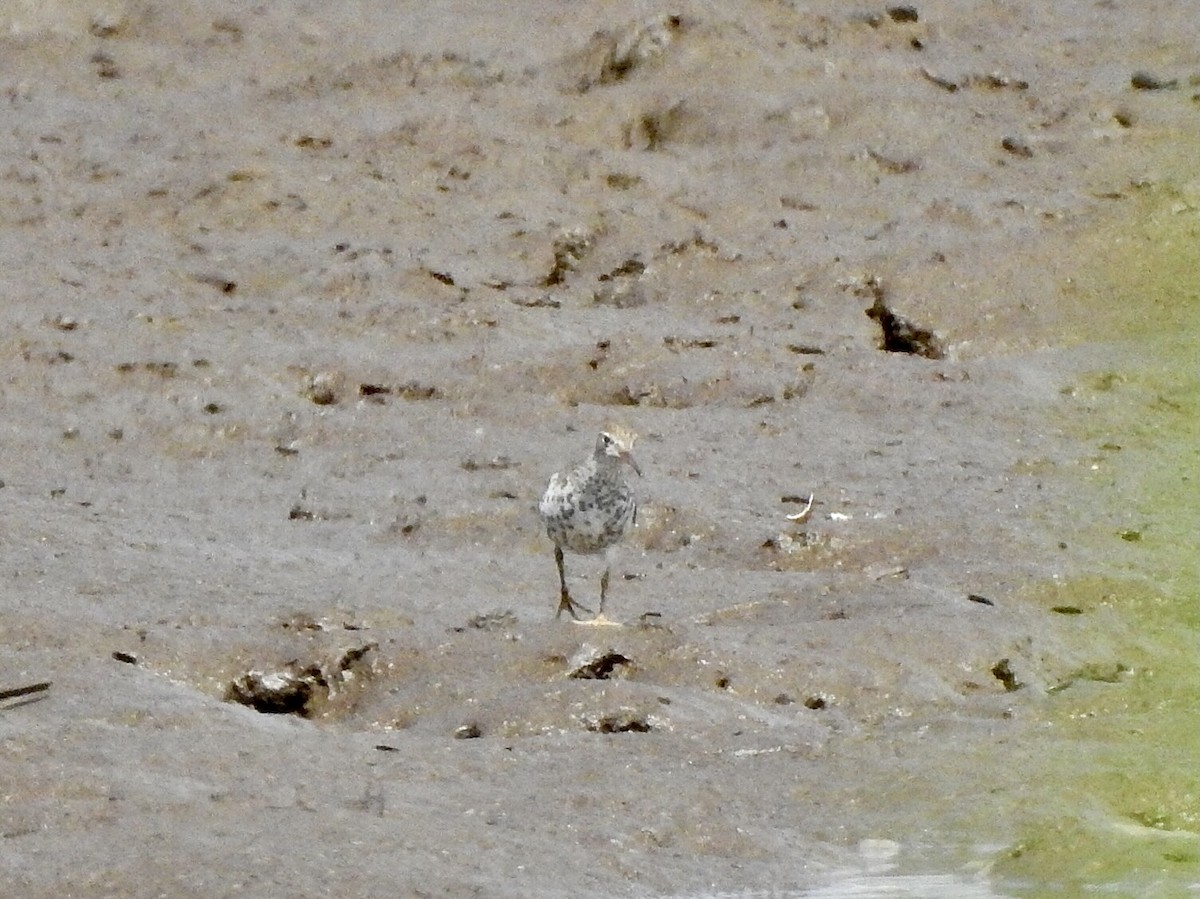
[1,2,1197,896]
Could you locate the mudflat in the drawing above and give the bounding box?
[2,2,1197,896]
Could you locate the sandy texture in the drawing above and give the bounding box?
[2,2,1197,896]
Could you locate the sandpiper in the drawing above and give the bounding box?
[539,427,641,624]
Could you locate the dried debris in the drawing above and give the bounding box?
[460,456,520,472]
[865,147,921,174]
[858,276,945,359]
[580,708,653,733]
[302,370,344,405]
[567,645,633,680]
[568,14,683,93]
[623,99,689,151]
[300,370,443,406]
[1,681,51,708]
[356,380,442,401]
[459,610,519,632]
[115,360,179,378]
[919,67,1029,93]
[47,314,80,331]
[1047,662,1129,694]
[663,336,718,350]
[191,272,238,294]
[990,658,1021,692]
[594,277,648,308]
[543,226,596,287]
[1000,136,1034,158]
[225,643,377,718]
[1130,71,1177,91]
[784,493,814,523]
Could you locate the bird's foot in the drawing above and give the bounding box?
[574,612,622,627]
[556,593,593,621]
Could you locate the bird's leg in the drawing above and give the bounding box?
[577,564,620,627]
[554,545,592,620]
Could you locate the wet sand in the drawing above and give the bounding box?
[2,2,1197,896]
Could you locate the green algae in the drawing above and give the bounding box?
[987,178,1200,894]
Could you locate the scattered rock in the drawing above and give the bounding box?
[225,669,315,716]
[302,371,345,405]
[225,643,377,718]
[1001,136,1034,158]
[454,722,483,739]
[581,708,653,733]
[568,645,633,680]
[47,314,79,331]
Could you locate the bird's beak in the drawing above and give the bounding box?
[624,452,642,477]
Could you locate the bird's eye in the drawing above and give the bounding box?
[601,433,613,445]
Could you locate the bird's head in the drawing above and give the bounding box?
[596,426,642,476]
